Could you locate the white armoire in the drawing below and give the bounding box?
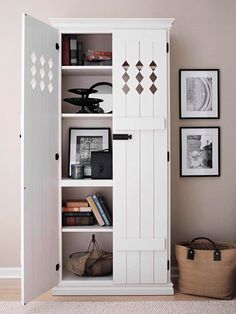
[21,15,174,303]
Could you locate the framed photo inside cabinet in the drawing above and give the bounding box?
[69,128,110,177]
[179,69,219,119]
[180,127,220,177]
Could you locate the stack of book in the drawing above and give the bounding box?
[84,50,112,66]
[62,194,112,227]
[62,200,94,226]
[62,35,83,66]
[86,194,112,226]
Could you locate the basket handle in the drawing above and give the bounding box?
[187,237,221,261]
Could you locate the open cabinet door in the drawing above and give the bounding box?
[21,14,59,303]
[113,30,169,285]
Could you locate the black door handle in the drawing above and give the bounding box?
[113,134,132,140]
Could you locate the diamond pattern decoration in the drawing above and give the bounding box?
[48,58,53,69]
[40,55,45,66]
[48,82,53,93]
[122,72,130,83]
[31,52,37,64]
[136,84,144,95]
[149,61,157,70]
[122,84,130,95]
[31,78,36,90]
[135,60,144,94]
[150,84,157,94]
[136,61,143,70]
[40,68,45,79]
[136,72,143,83]
[150,72,157,82]
[149,60,157,94]
[122,61,130,95]
[31,65,36,77]
[40,80,45,91]
[122,61,130,70]
[48,70,53,81]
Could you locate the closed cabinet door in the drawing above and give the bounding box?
[21,14,59,303]
[113,30,169,284]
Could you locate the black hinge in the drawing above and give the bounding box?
[55,153,59,160]
[167,259,170,270]
[56,263,60,271]
[113,134,132,140]
[55,43,59,50]
[166,42,169,53]
[167,151,170,162]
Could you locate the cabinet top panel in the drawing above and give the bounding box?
[50,18,175,33]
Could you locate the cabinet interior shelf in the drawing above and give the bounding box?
[61,178,113,187]
[62,225,113,233]
[62,268,113,282]
[62,66,112,76]
[62,113,112,119]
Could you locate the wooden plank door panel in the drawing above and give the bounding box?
[113,30,168,285]
[21,14,59,303]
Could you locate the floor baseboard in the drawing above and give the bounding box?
[0,267,21,279]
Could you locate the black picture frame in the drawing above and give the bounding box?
[68,128,111,178]
[180,127,220,177]
[179,69,220,119]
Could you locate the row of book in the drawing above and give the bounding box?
[62,35,112,66]
[62,194,112,227]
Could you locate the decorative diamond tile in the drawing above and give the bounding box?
[40,68,45,79]
[31,78,36,90]
[122,72,130,82]
[136,72,143,82]
[150,72,157,82]
[149,61,157,70]
[48,82,53,93]
[40,55,45,66]
[40,80,45,91]
[136,84,144,94]
[122,84,130,94]
[48,58,53,69]
[150,84,157,94]
[31,52,37,63]
[122,61,129,70]
[31,65,37,77]
[136,61,143,70]
[48,70,53,81]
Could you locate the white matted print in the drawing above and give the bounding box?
[180,127,220,176]
[180,70,219,118]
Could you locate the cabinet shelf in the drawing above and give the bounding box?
[62,268,113,282]
[62,113,112,119]
[62,66,112,76]
[62,225,113,233]
[61,178,113,187]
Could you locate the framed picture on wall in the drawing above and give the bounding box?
[179,69,219,119]
[68,128,110,177]
[180,127,220,177]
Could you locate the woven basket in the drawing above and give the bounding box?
[176,237,236,299]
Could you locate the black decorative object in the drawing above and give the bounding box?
[64,88,105,113]
[91,150,112,179]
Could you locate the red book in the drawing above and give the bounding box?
[62,35,70,65]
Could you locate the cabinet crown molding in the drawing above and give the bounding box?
[50,18,175,32]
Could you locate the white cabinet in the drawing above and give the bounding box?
[21,15,174,303]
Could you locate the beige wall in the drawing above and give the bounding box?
[0,0,235,267]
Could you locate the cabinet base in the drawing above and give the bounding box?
[52,280,174,295]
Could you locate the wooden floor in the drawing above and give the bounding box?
[0,279,219,302]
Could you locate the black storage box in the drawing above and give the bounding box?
[91,150,112,179]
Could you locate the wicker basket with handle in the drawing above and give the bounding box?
[176,237,236,299]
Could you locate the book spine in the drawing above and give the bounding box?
[97,195,112,225]
[86,196,105,226]
[62,207,92,212]
[92,194,110,226]
[78,41,84,65]
[62,212,92,217]
[66,201,88,207]
[62,35,70,65]
[69,38,78,65]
